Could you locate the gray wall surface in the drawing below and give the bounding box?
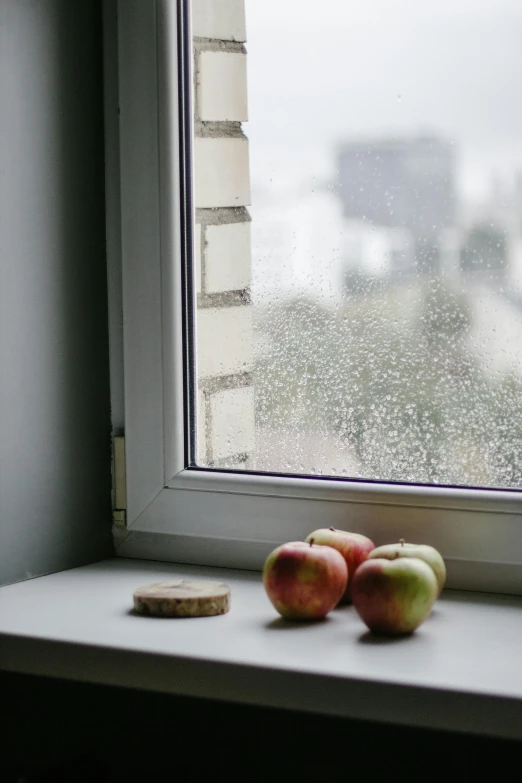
[0,0,113,585]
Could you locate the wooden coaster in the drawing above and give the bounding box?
[133,579,231,617]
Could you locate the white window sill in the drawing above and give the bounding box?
[1,558,521,740]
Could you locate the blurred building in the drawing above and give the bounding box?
[338,136,456,275]
[250,187,347,303]
[342,221,413,282]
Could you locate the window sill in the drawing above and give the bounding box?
[0,558,521,740]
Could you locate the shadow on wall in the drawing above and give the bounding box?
[0,0,113,586]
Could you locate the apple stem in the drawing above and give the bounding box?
[309,538,314,547]
[329,527,335,532]
[400,538,405,547]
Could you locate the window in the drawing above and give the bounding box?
[111,0,522,595]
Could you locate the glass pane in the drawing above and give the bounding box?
[193,0,522,489]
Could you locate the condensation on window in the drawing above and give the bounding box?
[196,0,522,489]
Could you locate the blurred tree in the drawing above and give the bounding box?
[254,278,522,488]
[460,224,507,274]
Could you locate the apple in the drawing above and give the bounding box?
[263,540,348,620]
[305,528,375,603]
[367,539,446,596]
[351,557,438,635]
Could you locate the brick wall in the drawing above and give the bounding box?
[193,0,254,468]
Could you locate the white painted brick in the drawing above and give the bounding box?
[198,52,248,122]
[192,0,246,42]
[205,221,251,293]
[194,137,250,208]
[194,223,202,294]
[211,386,255,459]
[197,306,252,378]
[196,390,207,464]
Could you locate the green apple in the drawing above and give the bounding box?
[305,528,375,603]
[351,557,438,635]
[367,540,446,596]
[263,540,348,620]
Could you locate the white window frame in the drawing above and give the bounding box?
[110,0,522,595]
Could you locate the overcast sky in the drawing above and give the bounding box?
[244,1,522,200]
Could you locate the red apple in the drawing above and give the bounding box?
[351,557,438,635]
[367,539,446,596]
[263,540,348,620]
[305,528,375,603]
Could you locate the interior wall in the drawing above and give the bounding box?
[0,0,113,586]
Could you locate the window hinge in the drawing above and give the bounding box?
[112,435,127,529]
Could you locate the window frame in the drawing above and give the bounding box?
[111,0,522,595]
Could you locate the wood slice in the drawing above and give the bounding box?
[133,579,231,617]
